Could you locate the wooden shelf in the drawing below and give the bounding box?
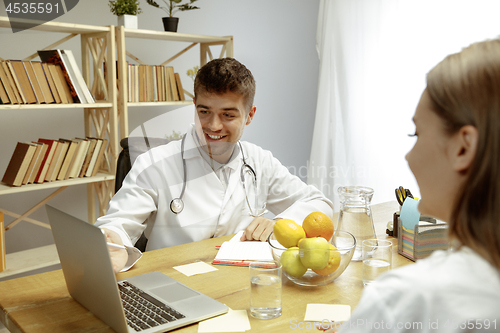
[0,102,112,110]
[0,173,115,196]
[0,16,118,226]
[122,27,232,43]
[127,101,193,107]
[0,16,109,34]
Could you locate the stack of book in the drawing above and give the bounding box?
[1,137,107,187]
[0,49,95,105]
[127,64,185,103]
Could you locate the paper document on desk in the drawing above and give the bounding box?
[212,231,274,266]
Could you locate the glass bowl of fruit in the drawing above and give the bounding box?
[267,230,356,286]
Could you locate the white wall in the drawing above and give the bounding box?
[0,0,320,253]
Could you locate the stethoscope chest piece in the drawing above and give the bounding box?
[170,198,184,214]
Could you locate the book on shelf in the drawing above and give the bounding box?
[155,66,162,102]
[35,138,58,183]
[31,61,55,104]
[57,139,78,180]
[1,61,23,104]
[61,50,95,103]
[134,65,139,102]
[0,76,9,104]
[27,142,48,184]
[126,63,185,103]
[23,61,46,104]
[0,58,86,105]
[67,138,89,179]
[0,63,19,104]
[78,137,97,177]
[91,138,107,177]
[1,142,37,187]
[7,60,36,104]
[47,63,71,104]
[43,140,62,182]
[22,142,44,185]
[174,73,185,101]
[47,140,69,182]
[1,137,109,187]
[164,67,173,101]
[146,65,153,102]
[86,138,104,177]
[38,49,94,104]
[41,62,61,103]
[166,67,179,102]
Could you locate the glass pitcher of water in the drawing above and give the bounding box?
[336,186,376,261]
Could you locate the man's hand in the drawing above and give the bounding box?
[101,228,128,273]
[240,217,276,242]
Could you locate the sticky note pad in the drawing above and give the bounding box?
[173,262,218,276]
[198,309,251,332]
[400,197,420,230]
[304,304,351,322]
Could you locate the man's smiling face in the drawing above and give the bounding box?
[194,91,256,163]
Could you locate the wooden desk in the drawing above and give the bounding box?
[0,201,410,333]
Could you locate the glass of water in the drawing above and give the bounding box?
[362,239,392,286]
[249,261,282,319]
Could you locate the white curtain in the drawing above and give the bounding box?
[309,0,500,210]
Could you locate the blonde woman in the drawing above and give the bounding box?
[321,39,500,332]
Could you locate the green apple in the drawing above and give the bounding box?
[280,247,308,278]
[298,237,330,269]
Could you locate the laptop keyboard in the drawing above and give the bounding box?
[118,280,186,332]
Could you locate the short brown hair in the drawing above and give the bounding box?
[426,39,500,269]
[194,58,256,111]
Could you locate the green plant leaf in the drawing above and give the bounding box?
[146,0,160,8]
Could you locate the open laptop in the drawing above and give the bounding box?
[46,205,228,333]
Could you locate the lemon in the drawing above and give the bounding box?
[273,219,306,248]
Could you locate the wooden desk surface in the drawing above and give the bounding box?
[0,201,410,333]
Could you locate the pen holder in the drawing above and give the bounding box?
[397,215,449,261]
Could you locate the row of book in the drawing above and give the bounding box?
[1,137,107,187]
[0,49,95,105]
[127,64,186,103]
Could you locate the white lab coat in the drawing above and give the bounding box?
[96,125,333,251]
[339,247,500,333]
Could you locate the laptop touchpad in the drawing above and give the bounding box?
[151,283,199,303]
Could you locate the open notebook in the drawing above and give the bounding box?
[212,230,274,266]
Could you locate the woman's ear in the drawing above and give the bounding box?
[452,125,478,173]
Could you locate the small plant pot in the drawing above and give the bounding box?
[118,15,138,29]
[162,17,179,32]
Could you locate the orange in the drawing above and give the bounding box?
[273,219,306,248]
[312,244,341,275]
[302,212,334,241]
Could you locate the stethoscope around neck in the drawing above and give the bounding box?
[170,134,264,216]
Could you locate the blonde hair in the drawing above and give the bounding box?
[426,39,500,269]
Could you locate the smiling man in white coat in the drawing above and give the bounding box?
[96,58,333,273]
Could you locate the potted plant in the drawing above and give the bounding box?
[109,0,142,29]
[146,0,200,32]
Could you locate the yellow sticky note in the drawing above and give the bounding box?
[198,309,251,332]
[304,304,351,322]
[173,262,218,276]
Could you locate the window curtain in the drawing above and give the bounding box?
[309,0,500,210]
